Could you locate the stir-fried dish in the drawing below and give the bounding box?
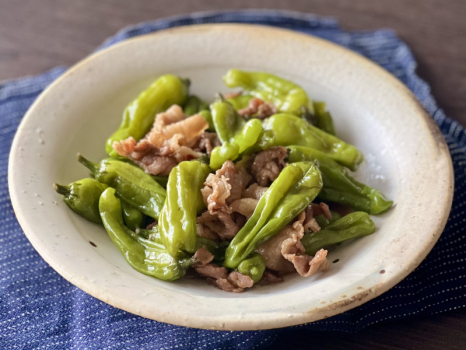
[54,70,393,293]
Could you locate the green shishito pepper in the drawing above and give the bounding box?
[237,253,266,283]
[105,75,189,157]
[209,98,263,169]
[262,114,363,171]
[53,178,108,224]
[121,200,144,231]
[137,227,227,261]
[158,161,211,257]
[78,155,166,219]
[183,95,209,116]
[224,162,323,268]
[223,69,314,115]
[301,212,376,256]
[314,211,342,229]
[287,146,393,214]
[312,102,336,136]
[99,187,190,281]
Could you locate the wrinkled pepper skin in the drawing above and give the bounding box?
[237,253,266,283]
[312,102,336,136]
[183,95,209,116]
[99,188,190,281]
[105,75,189,157]
[287,146,393,214]
[224,162,323,268]
[210,98,263,169]
[262,114,363,171]
[301,212,375,256]
[121,200,144,231]
[78,155,166,219]
[158,161,211,257]
[53,178,108,224]
[226,94,252,111]
[314,211,341,229]
[137,227,228,261]
[223,69,314,115]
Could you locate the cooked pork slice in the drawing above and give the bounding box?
[311,202,332,220]
[257,269,284,285]
[197,211,239,241]
[251,147,287,186]
[258,210,329,277]
[228,271,254,289]
[196,224,220,241]
[229,198,259,220]
[193,246,214,266]
[113,138,177,176]
[147,105,208,148]
[194,264,228,280]
[242,183,269,200]
[238,97,277,119]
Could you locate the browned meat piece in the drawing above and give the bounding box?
[209,278,244,293]
[146,105,208,148]
[228,271,254,288]
[196,224,220,241]
[229,198,259,219]
[194,132,221,157]
[251,147,287,186]
[193,246,214,266]
[242,183,269,200]
[311,202,332,220]
[256,225,297,273]
[303,205,321,233]
[223,91,243,99]
[202,172,232,214]
[113,137,178,176]
[198,161,251,240]
[284,249,330,277]
[146,221,157,230]
[238,97,277,119]
[207,271,254,293]
[194,264,228,280]
[113,105,210,176]
[257,269,284,285]
[197,211,239,241]
[257,210,329,277]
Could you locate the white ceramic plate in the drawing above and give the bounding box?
[8,24,453,330]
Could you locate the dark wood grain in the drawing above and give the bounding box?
[1,1,466,349]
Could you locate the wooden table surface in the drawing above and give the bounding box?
[2,0,465,349]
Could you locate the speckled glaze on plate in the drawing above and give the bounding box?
[8,24,453,330]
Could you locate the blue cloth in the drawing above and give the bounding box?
[1,10,464,349]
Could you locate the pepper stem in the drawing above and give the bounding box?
[53,183,70,196]
[77,154,97,173]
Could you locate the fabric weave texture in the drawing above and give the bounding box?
[1,10,464,350]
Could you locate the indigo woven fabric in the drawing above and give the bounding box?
[1,10,464,349]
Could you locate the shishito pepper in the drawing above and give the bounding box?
[105,75,189,157]
[311,102,336,136]
[224,162,323,268]
[301,212,376,256]
[287,146,393,214]
[314,211,342,229]
[183,95,210,116]
[78,155,166,219]
[158,161,211,257]
[237,253,266,283]
[137,227,227,261]
[262,114,363,171]
[209,98,263,169]
[53,178,108,224]
[121,200,144,231]
[99,187,190,281]
[223,69,314,115]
